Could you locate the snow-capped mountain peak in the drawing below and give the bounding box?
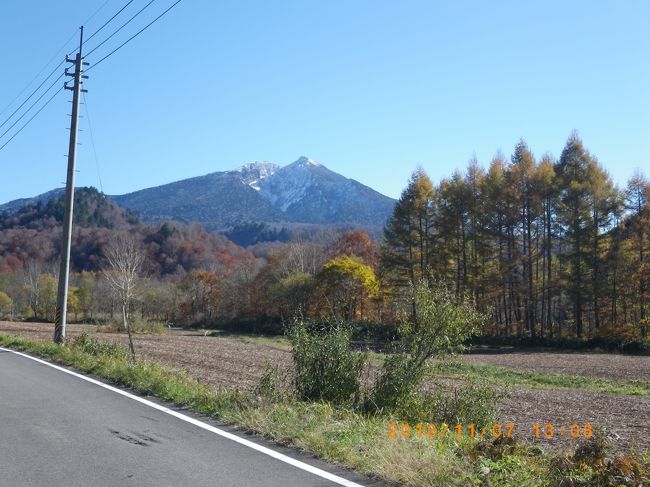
[290,156,321,168]
[258,159,315,211]
[236,157,322,196]
[234,161,280,191]
[253,155,394,224]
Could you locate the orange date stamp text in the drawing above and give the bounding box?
[387,422,594,441]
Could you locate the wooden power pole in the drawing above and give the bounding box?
[54,26,88,344]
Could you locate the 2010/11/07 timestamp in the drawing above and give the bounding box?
[387,422,593,440]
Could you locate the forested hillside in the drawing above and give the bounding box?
[0,187,252,276]
[0,188,255,321]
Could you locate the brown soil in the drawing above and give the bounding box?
[2,321,648,453]
[461,349,650,382]
[0,322,291,392]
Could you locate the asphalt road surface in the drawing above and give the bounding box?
[0,348,380,487]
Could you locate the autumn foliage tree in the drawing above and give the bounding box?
[179,270,220,323]
[381,133,650,343]
[314,256,379,321]
[0,291,12,319]
[624,170,650,336]
[381,168,435,290]
[327,230,379,268]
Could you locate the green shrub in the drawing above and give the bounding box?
[476,454,542,486]
[369,359,498,425]
[130,318,168,335]
[288,319,366,406]
[71,332,127,359]
[256,362,292,404]
[402,279,485,368]
[99,318,167,335]
[367,354,425,414]
[425,380,498,426]
[368,279,488,419]
[0,291,12,319]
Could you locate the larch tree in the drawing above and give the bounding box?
[511,139,539,337]
[483,155,510,333]
[585,159,621,332]
[537,154,559,337]
[463,158,486,301]
[555,134,596,338]
[381,168,436,289]
[436,172,470,296]
[553,134,621,337]
[625,170,650,336]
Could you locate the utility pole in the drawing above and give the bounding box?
[54,26,88,344]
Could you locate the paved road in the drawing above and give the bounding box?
[0,348,378,487]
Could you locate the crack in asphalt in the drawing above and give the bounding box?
[108,428,155,447]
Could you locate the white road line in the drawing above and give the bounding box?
[0,347,368,487]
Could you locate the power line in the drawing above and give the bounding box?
[82,92,104,193]
[81,0,113,29]
[0,0,184,154]
[0,87,63,153]
[81,0,135,50]
[0,64,65,132]
[85,0,157,58]
[1,0,110,119]
[87,0,184,71]
[0,43,72,123]
[0,73,64,142]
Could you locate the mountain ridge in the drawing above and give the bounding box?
[1,157,396,238]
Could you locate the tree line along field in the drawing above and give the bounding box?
[0,134,648,350]
[382,134,649,344]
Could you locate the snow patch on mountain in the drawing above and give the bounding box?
[234,161,280,191]
[259,158,316,210]
[289,156,322,168]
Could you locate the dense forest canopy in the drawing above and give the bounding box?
[381,134,649,340]
[0,188,253,277]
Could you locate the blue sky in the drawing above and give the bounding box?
[0,0,648,202]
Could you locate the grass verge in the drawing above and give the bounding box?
[432,361,649,396]
[205,329,291,349]
[1,332,647,487]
